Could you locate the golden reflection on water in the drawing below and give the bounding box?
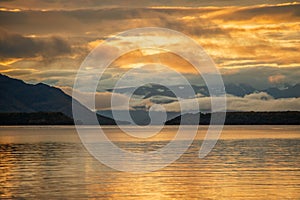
[0,126,299,199]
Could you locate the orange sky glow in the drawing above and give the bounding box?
[0,1,299,90]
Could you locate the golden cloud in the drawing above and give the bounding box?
[110,49,198,74]
[1,2,299,89]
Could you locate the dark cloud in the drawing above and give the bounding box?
[0,8,225,36]
[221,66,300,89]
[3,69,35,76]
[0,28,71,59]
[2,4,298,38]
[0,0,295,10]
[214,3,300,21]
[0,2,299,92]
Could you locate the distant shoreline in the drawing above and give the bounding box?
[165,111,300,125]
[0,111,299,126]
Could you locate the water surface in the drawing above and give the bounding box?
[0,126,299,199]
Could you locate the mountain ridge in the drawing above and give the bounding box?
[0,74,119,125]
[107,82,300,99]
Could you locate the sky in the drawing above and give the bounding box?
[0,0,299,111]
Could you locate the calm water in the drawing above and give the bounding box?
[0,126,299,199]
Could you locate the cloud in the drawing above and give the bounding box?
[0,0,296,10]
[268,74,286,84]
[0,7,225,37]
[226,93,300,111]
[61,86,130,110]
[0,2,299,91]
[160,92,300,112]
[112,50,198,74]
[220,66,300,89]
[214,3,300,22]
[0,29,71,59]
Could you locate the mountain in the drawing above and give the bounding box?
[99,110,180,125]
[225,83,256,97]
[165,111,300,125]
[108,84,192,99]
[107,83,224,98]
[263,84,300,98]
[107,83,299,99]
[0,74,117,125]
[2,74,299,125]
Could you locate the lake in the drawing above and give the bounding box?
[0,126,299,199]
